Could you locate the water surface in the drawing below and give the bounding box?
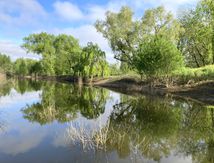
[0,79,213,163]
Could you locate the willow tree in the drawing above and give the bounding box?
[82,42,106,82]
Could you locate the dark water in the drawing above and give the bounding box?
[0,79,214,163]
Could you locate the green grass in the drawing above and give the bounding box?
[172,65,214,84]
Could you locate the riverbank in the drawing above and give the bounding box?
[7,73,214,105]
[93,77,214,105]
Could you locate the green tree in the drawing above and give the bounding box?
[22,32,56,75]
[95,6,182,74]
[0,53,12,74]
[53,34,81,75]
[141,6,182,43]
[179,3,213,67]
[29,61,43,77]
[14,58,28,76]
[201,0,214,64]
[133,37,184,79]
[82,42,106,82]
[95,6,138,66]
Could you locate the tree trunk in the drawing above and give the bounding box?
[78,75,83,86]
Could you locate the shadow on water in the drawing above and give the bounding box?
[0,79,214,162]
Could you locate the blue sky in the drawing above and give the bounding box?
[0,0,199,62]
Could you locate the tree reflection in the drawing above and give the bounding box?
[103,96,181,161]
[0,81,12,96]
[96,96,214,162]
[22,83,110,125]
[14,79,43,94]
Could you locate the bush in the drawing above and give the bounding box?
[133,37,184,78]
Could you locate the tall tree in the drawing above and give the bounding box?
[22,32,56,75]
[95,6,182,71]
[179,2,213,67]
[53,34,81,75]
[95,6,139,66]
[141,6,182,43]
[201,0,214,64]
[0,53,12,74]
[83,42,106,81]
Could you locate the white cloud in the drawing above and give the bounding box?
[53,1,84,21]
[85,0,200,21]
[0,40,40,61]
[0,0,47,27]
[131,0,199,14]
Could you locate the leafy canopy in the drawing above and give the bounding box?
[133,37,184,77]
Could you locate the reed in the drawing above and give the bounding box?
[66,120,110,151]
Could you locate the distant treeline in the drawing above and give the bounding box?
[0,0,214,81]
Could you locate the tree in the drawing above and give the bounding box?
[95,6,139,66]
[16,59,28,76]
[29,61,43,77]
[95,6,182,72]
[22,32,56,75]
[53,34,81,75]
[0,53,12,74]
[82,42,106,82]
[133,37,184,79]
[141,6,182,44]
[178,3,213,67]
[201,0,214,64]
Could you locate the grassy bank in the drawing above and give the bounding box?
[172,65,214,84]
[93,65,214,104]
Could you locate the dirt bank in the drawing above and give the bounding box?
[93,77,214,105]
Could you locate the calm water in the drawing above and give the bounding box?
[0,79,214,163]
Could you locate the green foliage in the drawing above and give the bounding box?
[172,65,214,83]
[95,6,138,64]
[178,2,213,67]
[13,58,41,76]
[0,53,12,74]
[0,3,213,81]
[22,32,56,75]
[72,42,109,79]
[29,61,43,76]
[14,58,28,76]
[22,33,109,79]
[95,6,182,67]
[53,34,81,75]
[141,6,182,43]
[109,63,121,76]
[133,37,184,77]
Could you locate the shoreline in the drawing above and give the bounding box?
[93,77,214,105]
[7,75,214,105]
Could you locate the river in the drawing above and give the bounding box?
[0,79,213,163]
